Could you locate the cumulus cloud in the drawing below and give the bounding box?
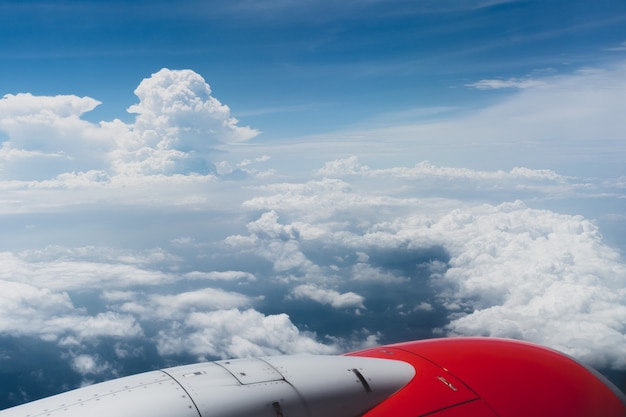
[227,210,322,274]
[0,68,259,180]
[116,288,256,321]
[0,277,142,344]
[421,202,626,369]
[155,309,339,360]
[1,64,626,400]
[0,246,344,385]
[350,262,407,283]
[0,93,114,179]
[290,284,365,309]
[115,68,260,175]
[229,178,626,371]
[70,354,111,376]
[4,153,619,374]
[0,279,75,335]
[0,94,101,152]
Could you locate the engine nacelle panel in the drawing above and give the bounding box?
[0,355,415,417]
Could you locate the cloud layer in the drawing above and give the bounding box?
[228,176,626,370]
[0,65,625,405]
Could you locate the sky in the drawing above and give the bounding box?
[1,0,626,408]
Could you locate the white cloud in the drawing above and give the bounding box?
[0,94,101,154]
[0,277,142,344]
[0,68,260,180]
[0,93,115,179]
[317,157,567,183]
[290,284,365,309]
[183,271,257,281]
[228,210,320,273]
[119,288,256,321]
[0,279,74,334]
[1,251,173,291]
[316,156,367,176]
[1,64,625,388]
[48,312,143,341]
[155,309,339,360]
[415,302,434,312]
[0,93,100,119]
[114,68,260,175]
[242,178,422,227]
[1,242,345,367]
[465,77,546,90]
[350,262,406,283]
[18,245,180,267]
[70,354,111,376]
[413,203,626,370]
[228,183,626,370]
[101,290,136,303]
[6,177,623,372]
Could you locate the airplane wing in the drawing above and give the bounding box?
[0,338,624,417]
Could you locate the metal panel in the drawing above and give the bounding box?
[264,355,416,417]
[0,355,415,417]
[215,358,284,384]
[166,356,414,417]
[0,371,200,417]
[166,362,307,417]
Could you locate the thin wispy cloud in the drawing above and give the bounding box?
[606,41,626,51]
[465,77,546,89]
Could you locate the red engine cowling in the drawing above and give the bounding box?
[349,337,626,417]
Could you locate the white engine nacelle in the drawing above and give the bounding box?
[0,355,415,417]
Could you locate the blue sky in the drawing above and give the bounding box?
[2,0,625,134]
[1,0,626,408]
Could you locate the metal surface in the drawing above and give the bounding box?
[0,371,199,417]
[163,360,305,417]
[0,355,415,417]
[1,338,624,417]
[263,355,416,417]
[347,346,479,416]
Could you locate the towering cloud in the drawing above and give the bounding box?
[0,69,260,179]
[116,68,260,175]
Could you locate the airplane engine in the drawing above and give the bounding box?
[0,338,624,417]
[349,337,626,417]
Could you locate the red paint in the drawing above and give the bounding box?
[349,338,626,417]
